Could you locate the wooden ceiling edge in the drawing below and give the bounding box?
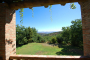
[5,0,88,10]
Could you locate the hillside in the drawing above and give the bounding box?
[38,33,46,36]
[43,31,62,36]
[38,31,62,37]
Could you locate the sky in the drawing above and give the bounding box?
[16,2,81,32]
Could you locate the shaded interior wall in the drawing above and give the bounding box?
[0,3,16,60]
[79,0,90,57]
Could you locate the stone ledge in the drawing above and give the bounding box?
[10,55,90,60]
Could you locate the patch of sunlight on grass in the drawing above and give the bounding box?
[16,43,63,55]
[16,43,83,56]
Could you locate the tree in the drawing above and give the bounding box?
[31,27,38,42]
[22,37,28,44]
[61,27,71,44]
[57,19,83,47]
[27,26,33,43]
[16,24,26,45]
[70,19,83,47]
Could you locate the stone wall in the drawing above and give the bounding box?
[79,0,90,56]
[0,3,16,60]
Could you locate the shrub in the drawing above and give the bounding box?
[62,41,66,45]
[56,35,63,44]
[51,37,57,44]
[47,39,52,44]
[36,35,45,43]
[28,39,33,43]
[40,39,46,43]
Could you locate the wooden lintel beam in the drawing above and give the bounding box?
[7,0,88,10]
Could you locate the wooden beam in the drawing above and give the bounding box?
[7,0,88,10]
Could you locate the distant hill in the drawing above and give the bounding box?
[38,31,62,36]
[43,31,62,37]
[38,33,46,36]
[38,31,56,34]
[38,31,56,36]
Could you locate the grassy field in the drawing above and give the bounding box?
[16,43,83,56]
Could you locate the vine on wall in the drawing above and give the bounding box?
[49,5,53,21]
[19,8,24,26]
[31,8,34,18]
[70,3,76,9]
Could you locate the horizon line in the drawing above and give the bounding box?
[37,30,62,32]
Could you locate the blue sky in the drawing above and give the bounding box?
[16,2,81,32]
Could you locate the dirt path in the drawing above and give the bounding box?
[40,43,62,47]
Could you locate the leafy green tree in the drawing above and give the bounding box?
[61,27,71,44]
[27,26,33,43]
[70,19,83,47]
[16,24,26,45]
[25,27,29,39]
[58,19,83,47]
[31,27,38,42]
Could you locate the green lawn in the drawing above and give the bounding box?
[16,43,83,56]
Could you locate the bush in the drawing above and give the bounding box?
[28,39,33,43]
[36,35,46,43]
[40,39,46,43]
[47,39,52,44]
[56,35,63,44]
[62,41,66,45]
[51,37,57,44]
